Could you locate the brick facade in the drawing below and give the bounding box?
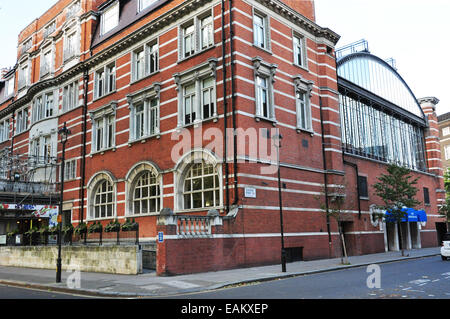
[0,0,445,275]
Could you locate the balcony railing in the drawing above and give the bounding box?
[0,180,57,194]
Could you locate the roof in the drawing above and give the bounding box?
[438,112,450,123]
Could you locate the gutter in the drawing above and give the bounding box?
[343,159,362,219]
[229,0,238,207]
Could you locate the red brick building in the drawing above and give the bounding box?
[0,0,445,275]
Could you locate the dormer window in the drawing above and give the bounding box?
[101,2,119,35]
[139,0,157,12]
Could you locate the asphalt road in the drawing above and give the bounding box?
[0,256,448,300]
[167,256,450,299]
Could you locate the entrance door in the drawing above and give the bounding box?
[342,222,355,256]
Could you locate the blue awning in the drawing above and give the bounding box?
[385,208,427,222]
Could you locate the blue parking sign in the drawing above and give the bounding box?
[158,232,164,243]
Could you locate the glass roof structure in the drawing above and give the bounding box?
[337,52,425,120]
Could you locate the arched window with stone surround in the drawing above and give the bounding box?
[132,170,161,215]
[126,162,162,216]
[183,160,220,210]
[87,172,116,220]
[175,150,222,212]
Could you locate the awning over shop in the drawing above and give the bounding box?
[385,207,427,222]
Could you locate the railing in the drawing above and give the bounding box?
[0,180,57,194]
[336,39,369,59]
[157,209,223,238]
[177,216,211,237]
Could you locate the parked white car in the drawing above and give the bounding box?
[441,233,450,261]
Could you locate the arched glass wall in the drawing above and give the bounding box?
[339,94,427,171]
[338,52,427,172]
[338,53,424,118]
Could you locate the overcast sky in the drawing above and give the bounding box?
[0,0,448,115]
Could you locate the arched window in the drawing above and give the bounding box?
[183,161,220,209]
[132,170,161,214]
[93,179,114,219]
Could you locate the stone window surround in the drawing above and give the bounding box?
[293,74,314,134]
[125,161,163,217]
[126,82,162,143]
[86,171,117,221]
[252,56,277,124]
[89,101,117,155]
[173,58,218,129]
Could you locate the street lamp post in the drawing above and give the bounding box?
[56,122,71,283]
[273,133,286,273]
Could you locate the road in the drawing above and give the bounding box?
[0,256,448,299]
[168,256,450,299]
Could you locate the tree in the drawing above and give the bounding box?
[316,183,351,265]
[373,164,421,257]
[440,168,450,231]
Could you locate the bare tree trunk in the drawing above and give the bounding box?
[339,223,349,264]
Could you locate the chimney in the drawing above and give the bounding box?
[280,0,316,21]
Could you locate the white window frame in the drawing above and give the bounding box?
[253,9,270,51]
[182,160,221,210]
[443,126,450,136]
[89,101,117,154]
[127,83,161,142]
[178,9,214,60]
[101,1,120,35]
[4,76,15,98]
[293,33,307,68]
[63,158,77,181]
[174,58,218,128]
[18,62,30,90]
[94,62,116,100]
[252,57,277,122]
[15,108,28,135]
[62,80,79,112]
[138,0,157,12]
[32,90,56,123]
[445,145,450,160]
[0,119,9,143]
[132,39,159,82]
[294,74,314,133]
[40,49,53,77]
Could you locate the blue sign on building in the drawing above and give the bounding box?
[158,232,164,243]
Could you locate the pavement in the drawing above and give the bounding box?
[0,247,441,298]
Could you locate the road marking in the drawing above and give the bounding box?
[441,272,450,276]
[409,279,430,285]
[432,279,440,282]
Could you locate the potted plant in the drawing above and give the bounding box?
[74,222,87,235]
[24,227,39,246]
[38,226,50,245]
[88,221,103,234]
[62,224,74,243]
[104,219,120,233]
[121,218,139,232]
[7,229,19,245]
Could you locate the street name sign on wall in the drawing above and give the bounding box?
[158,232,164,243]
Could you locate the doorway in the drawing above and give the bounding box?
[436,222,448,246]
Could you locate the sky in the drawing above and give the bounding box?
[0,0,448,115]
[314,0,450,116]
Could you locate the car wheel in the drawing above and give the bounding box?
[442,255,447,261]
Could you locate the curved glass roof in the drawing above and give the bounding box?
[337,52,424,119]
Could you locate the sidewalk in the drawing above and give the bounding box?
[0,247,441,298]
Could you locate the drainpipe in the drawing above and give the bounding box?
[229,0,238,207]
[343,159,362,219]
[79,68,89,224]
[319,96,332,255]
[221,0,230,214]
